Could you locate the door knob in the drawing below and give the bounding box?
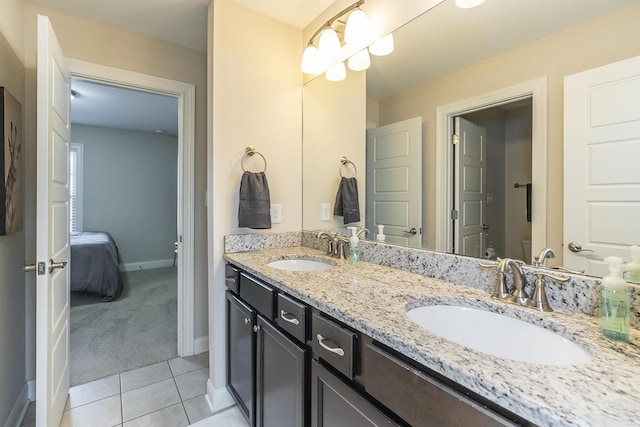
[482,224,490,230]
[48,259,68,274]
[403,227,418,235]
[567,242,594,253]
[24,262,46,275]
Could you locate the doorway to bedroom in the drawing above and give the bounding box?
[67,67,193,387]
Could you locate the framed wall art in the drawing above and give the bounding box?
[1,87,23,235]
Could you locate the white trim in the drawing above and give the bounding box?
[119,259,175,272]
[4,382,30,427]
[66,58,196,357]
[27,380,36,401]
[435,77,548,259]
[193,336,209,355]
[205,379,236,414]
[69,143,84,232]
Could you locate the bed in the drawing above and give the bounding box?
[70,231,123,301]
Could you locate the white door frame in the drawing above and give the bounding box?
[67,59,196,356]
[435,77,548,260]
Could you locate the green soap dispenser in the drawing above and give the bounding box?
[600,256,630,342]
[623,245,640,284]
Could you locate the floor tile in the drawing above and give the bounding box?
[122,403,189,427]
[121,378,181,422]
[21,401,36,425]
[168,352,208,377]
[174,367,208,401]
[120,361,172,393]
[60,395,121,427]
[189,406,248,427]
[66,374,120,409]
[183,395,213,424]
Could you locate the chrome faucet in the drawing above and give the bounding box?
[481,257,531,307]
[316,231,348,259]
[533,247,555,268]
[316,231,336,256]
[356,228,370,239]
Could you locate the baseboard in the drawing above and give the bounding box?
[205,379,235,414]
[4,382,30,427]
[193,336,209,354]
[120,259,174,272]
[27,380,35,402]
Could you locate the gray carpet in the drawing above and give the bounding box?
[70,266,178,386]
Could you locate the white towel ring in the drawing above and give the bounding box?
[242,146,267,172]
[339,156,357,178]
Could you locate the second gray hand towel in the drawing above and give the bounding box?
[238,171,271,229]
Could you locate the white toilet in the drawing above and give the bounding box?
[521,238,532,263]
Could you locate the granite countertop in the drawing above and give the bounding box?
[224,246,640,427]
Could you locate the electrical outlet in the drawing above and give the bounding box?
[271,204,282,224]
[321,203,331,221]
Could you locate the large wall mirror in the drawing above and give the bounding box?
[302,0,640,273]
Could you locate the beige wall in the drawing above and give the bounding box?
[209,0,303,390]
[303,71,366,230]
[21,6,209,384]
[0,10,27,423]
[378,3,640,262]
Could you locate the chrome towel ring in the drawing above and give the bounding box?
[339,156,357,178]
[241,146,267,172]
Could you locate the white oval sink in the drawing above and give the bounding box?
[406,305,592,366]
[267,259,333,272]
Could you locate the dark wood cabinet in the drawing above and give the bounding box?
[311,360,398,427]
[226,291,255,425]
[256,315,307,427]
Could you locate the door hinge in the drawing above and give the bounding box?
[451,210,459,220]
[452,134,459,145]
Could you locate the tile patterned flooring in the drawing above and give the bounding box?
[20,352,249,427]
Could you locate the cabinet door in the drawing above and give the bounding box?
[227,291,255,425]
[256,315,306,427]
[311,360,399,427]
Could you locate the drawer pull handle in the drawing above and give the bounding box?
[225,277,237,283]
[280,310,300,325]
[316,334,345,357]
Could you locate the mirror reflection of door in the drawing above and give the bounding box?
[452,99,533,261]
[366,117,422,248]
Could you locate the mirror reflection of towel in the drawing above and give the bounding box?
[238,171,271,229]
[334,177,360,224]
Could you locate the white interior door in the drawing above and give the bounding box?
[36,15,71,427]
[366,117,422,247]
[564,55,640,276]
[454,117,487,258]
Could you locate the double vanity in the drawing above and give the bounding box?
[223,232,640,426]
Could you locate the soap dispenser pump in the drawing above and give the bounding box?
[600,256,629,342]
[623,245,640,284]
[348,226,359,265]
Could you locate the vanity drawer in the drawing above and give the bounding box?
[225,264,240,294]
[240,272,275,320]
[312,312,357,379]
[277,293,307,344]
[364,342,515,427]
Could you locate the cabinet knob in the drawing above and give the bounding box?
[253,325,261,333]
[244,317,251,325]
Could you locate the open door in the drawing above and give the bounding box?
[365,117,422,247]
[564,55,640,275]
[35,15,71,426]
[454,117,487,258]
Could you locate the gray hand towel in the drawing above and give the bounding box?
[238,171,271,229]
[333,177,360,224]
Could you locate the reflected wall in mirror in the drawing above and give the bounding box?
[302,0,640,274]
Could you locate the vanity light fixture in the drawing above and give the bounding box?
[455,0,487,8]
[301,0,394,81]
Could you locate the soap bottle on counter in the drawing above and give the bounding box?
[348,226,359,265]
[600,256,629,342]
[623,245,640,284]
[376,224,386,243]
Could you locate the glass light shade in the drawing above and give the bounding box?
[318,28,341,64]
[326,62,346,82]
[455,0,486,8]
[348,49,370,72]
[301,45,323,74]
[369,33,394,56]
[344,9,368,48]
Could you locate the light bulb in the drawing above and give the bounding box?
[348,49,370,72]
[369,33,394,56]
[344,9,368,48]
[301,45,323,74]
[326,62,346,82]
[318,28,341,64]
